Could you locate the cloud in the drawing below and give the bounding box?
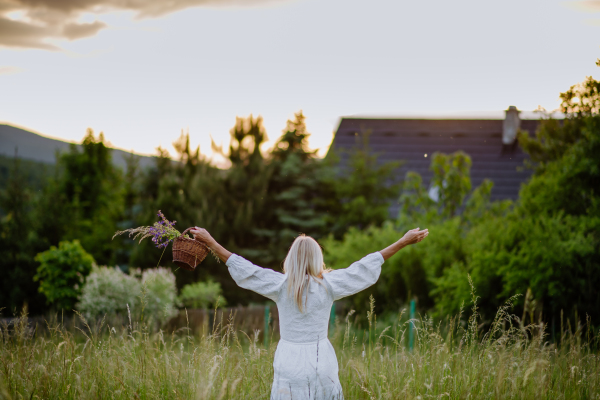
[0,65,24,75]
[0,0,286,50]
[564,1,600,12]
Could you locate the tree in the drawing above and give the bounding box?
[262,111,327,263]
[34,129,125,266]
[130,132,227,292]
[221,115,272,260]
[324,130,402,238]
[0,155,46,314]
[325,151,489,314]
[429,151,472,217]
[435,72,600,323]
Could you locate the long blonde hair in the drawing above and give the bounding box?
[283,234,327,312]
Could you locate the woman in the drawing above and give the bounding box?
[190,227,429,400]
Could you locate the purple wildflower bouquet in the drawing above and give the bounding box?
[113,211,219,264]
[113,210,184,249]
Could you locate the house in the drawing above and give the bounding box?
[328,107,544,215]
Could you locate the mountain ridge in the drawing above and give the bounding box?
[0,124,156,170]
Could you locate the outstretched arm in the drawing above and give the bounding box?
[190,227,232,263]
[379,228,429,261]
[190,226,285,302]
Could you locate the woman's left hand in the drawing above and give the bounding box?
[190,227,214,245]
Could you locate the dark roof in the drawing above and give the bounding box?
[329,118,542,215]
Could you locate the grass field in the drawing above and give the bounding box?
[1,293,599,400]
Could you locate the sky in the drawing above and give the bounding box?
[1,0,599,165]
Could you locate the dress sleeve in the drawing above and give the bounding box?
[226,254,286,302]
[323,252,384,301]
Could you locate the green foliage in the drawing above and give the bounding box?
[0,154,54,192]
[260,112,328,262]
[7,71,597,326]
[34,240,95,310]
[179,280,226,309]
[325,131,402,238]
[77,266,178,324]
[326,71,600,324]
[519,114,600,216]
[324,223,430,312]
[435,78,600,322]
[140,268,179,324]
[398,171,436,219]
[0,156,46,314]
[76,266,140,319]
[129,127,250,305]
[34,129,126,266]
[128,113,403,306]
[400,151,473,220]
[1,110,404,312]
[429,151,472,217]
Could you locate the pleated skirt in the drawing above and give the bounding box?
[270,337,343,400]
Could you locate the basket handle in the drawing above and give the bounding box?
[181,227,193,237]
[181,227,207,246]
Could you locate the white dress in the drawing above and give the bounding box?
[226,252,385,400]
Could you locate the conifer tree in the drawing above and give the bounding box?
[0,155,46,314]
[263,111,327,263]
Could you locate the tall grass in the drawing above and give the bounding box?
[1,288,599,399]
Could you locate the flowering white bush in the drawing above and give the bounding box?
[77,266,140,319]
[140,268,179,323]
[77,266,178,325]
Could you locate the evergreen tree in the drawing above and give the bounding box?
[263,111,327,263]
[0,155,46,314]
[34,129,124,266]
[221,115,272,259]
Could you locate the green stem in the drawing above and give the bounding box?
[156,245,168,267]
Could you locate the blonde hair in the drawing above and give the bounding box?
[283,234,327,312]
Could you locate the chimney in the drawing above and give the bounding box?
[502,106,520,145]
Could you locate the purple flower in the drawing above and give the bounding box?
[149,210,179,249]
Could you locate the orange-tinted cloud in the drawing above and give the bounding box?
[0,0,286,50]
[0,65,24,75]
[565,1,600,12]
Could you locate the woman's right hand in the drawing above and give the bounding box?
[190,227,232,263]
[401,228,429,245]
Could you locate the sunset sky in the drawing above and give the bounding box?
[1,0,599,165]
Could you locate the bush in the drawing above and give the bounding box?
[34,240,95,310]
[77,266,178,325]
[76,266,140,319]
[140,268,178,324]
[179,280,226,309]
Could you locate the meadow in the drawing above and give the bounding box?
[2,291,599,400]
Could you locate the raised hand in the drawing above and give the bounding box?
[379,227,429,261]
[190,227,215,245]
[189,227,232,263]
[401,228,429,245]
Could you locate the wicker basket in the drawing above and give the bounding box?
[172,228,209,271]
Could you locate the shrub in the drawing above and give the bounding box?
[76,266,140,319]
[34,240,95,310]
[140,268,178,324]
[179,280,226,309]
[77,266,178,325]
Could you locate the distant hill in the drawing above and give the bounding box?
[0,154,55,192]
[0,124,157,170]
